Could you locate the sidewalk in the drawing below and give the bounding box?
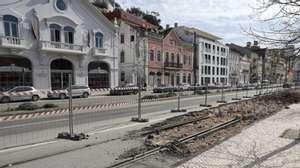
[178,103,300,168]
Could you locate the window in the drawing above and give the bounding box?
[177,54,180,64]
[130,35,135,42]
[120,51,125,63]
[150,50,154,61]
[188,56,191,65]
[50,24,61,42]
[171,53,175,63]
[120,34,124,43]
[212,67,215,75]
[183,74,187,83]
[64,26,74,44]
[3,15,18,37]
[121,72,125,82]
[157,51,161,61]
[56,0,67,11]
[95,32,104,48]
[165,52,169,63]
[217,67,219,75]
[184,55,187,64]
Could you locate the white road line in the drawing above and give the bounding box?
[0,140,60,154]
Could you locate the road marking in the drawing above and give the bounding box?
[0,140,60,154]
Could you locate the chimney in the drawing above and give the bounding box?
[166,24,170,29]
[253,41,258,46]
[174,22,178,28]
[246,42,251,48]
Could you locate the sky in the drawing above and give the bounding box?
[116,0,261,46]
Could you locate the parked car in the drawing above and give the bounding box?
[47,85,91,99]
[178,83,191,91]
[0,86,41,103]
[188,84,206,91]
[110,86,139,95]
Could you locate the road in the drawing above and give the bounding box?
[0,87,277,149]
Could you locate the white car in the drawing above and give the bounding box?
[0,86,41,103]
[47,85,91,99]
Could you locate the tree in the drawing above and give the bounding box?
[126,7,144,17]
[126,6,162,29]
[248,0,300,83]
[250,0,300,47]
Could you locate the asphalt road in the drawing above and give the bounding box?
[0,88,276,149]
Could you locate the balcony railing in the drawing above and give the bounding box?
[1,36,25,49]
[164,62,183,68]
[40,41,85,55]
[93,47,108,57]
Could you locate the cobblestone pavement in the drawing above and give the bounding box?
[178,104,300,168]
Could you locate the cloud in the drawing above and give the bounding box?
[116,0,260,45]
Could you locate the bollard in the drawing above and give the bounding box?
[200,83,212,107]
[171,90,187,112]
[217,82,227,103]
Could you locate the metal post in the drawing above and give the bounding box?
[137,76,142,120]
[217,82,226,103]
[132,72,148,122]
[171,89,187,112]
[200,83,211,107]
[68,74,74,138]
[232,83,241,100]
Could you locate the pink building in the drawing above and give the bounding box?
[147,28,193,87]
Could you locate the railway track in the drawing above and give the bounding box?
[139,113,210,136]
[107,117,241,168]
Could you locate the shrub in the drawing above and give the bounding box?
[43,104,59,109]
[17,103,39,111]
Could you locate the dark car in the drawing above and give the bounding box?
[110,86,139,95]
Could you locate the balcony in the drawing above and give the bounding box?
[0,36,26,50]
[93,47,109,57]
[40,41,86,55]
[164,62,183,69]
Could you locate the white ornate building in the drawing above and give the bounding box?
[0,0,118,91]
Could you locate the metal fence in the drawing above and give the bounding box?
[0,83,289,149]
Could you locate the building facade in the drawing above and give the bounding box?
[0,0,118,91]
[162,29,193,87]
[174,26,229,86]
[227,43,251,86]
[105,9,156,87]
[147,31,164,87]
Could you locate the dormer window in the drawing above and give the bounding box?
[95,32,103,48]
[50,24,61,42]
[64,26,74,44]
[3,15,18,37]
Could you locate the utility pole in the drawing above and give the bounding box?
[193,32,198,86]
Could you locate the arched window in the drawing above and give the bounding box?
[95,32,104,48]
[50,24,61,42]
[64,26,74,44]
[120,50,125,63]
[3,15,18,37]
